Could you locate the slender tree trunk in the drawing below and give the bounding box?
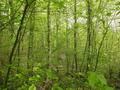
[74,0,78,72]
[17,37,21,73]
[47,0,51,66]
[4,2,29,87]
[86,0,93,72]
[17,26,26,72]
[27,1,35,69]
[65,9,69,73]
[9,0,14,37]
[94,25,109,71]
[55,11,60,71]
[0,32,3,67]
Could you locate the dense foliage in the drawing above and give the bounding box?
[0,0,120,90]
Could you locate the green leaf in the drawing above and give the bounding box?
[106,12,112,16]
[33,66,39,72]
[46,69,58,80]
[97,74,107,85]
[29,75,40,82]
[104,86,114,90]
[15,74,23,79]
[115,2,120,6]
[52,83,63,90]
[87,72,98,87]
[29,84,36,90]
[52,0,64,9]
[46,69,53,79]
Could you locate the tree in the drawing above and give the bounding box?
[47,0,51,66]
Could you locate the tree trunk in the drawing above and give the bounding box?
[74,0,78,72]
[27,1,36,69]
[47,0,51,67]
[4,2,29,87]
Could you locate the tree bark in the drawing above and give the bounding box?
[47,0,51,67]
[74,0,78,72]
[4,2,29,87]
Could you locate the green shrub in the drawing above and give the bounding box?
[87,72,114,90]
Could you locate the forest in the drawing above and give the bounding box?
[0,0,120,90]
